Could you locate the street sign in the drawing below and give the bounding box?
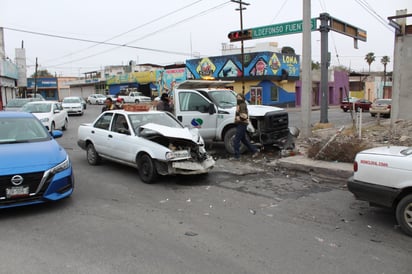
[329,16,367,42]
[251,18,317,39]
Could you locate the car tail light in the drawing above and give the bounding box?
[388,105,391,109]
[353,161,358,172]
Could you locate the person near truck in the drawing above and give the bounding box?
[156,93,173,113]
[102,97,116,112]
[233,93,259,160]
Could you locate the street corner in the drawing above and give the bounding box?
[270,154,353,184]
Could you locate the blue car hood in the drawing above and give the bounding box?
[0,139,67,174]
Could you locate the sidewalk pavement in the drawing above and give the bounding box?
[270,155,353,184]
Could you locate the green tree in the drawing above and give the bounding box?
[381,55,390,96]
[311,61,320,70]
[30,69,54,78]
[364,52,375,73]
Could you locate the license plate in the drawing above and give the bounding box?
[173,150,190,158]
[6,186,29,198]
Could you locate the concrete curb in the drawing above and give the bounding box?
[270,155,353,183]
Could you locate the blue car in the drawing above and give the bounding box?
[0,111,74,209]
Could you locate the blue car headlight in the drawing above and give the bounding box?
[49,156,70,175]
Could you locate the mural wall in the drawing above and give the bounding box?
[186,51,300,80]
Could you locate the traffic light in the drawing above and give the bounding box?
[228,29,252,42]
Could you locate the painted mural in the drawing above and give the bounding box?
[156,67,186,94]
[186,51,300,80]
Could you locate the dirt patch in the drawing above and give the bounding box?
[296,119,412,163]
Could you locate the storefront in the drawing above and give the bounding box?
[0,59,19,110]
[27,77,58,100]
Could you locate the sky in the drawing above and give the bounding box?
[1,0,411,77]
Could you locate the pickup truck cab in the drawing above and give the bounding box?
[118,91,152,104]
[348,146,412,236]
[172,80,295,154]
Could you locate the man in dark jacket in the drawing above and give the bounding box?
[156,93,173,113]
[233,93,259,160]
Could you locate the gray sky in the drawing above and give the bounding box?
[1,0,410,77]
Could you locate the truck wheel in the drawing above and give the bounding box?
[137,154,157,184]
[135,99,140,104]
[224,127,247,155]
[87,143,101,165]
[396,194,412,236]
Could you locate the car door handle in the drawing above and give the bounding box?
[108,134,113,138]
[91,130,95,134]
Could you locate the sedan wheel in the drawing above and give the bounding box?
[86,143,101,165]
[396,194,412,236]
[137,154,157,184]
[62,119,68,131]
[50,122,55,132]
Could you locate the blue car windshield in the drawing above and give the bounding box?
[0,117,50,143]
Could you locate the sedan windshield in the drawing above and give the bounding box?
[128,112,183,133]
[6,99,32,107]
[22,103,51,113]
[63,98,81,103]
[0,117,50,143]
[208,90,237,108]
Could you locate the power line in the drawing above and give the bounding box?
[353,0,393,32]
[4,1,231,69]
[43,0,204,63]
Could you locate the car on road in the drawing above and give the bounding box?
[0,111,74,208]
[348,146,412,236]
[4,98,42,111]
[62,96,84,116]
[340,98,372,112]
[77,109,215,183]
[370,98,392,117]
[87,94,106,105]
[21,101,69,131]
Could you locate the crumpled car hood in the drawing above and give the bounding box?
[140,123,201,143]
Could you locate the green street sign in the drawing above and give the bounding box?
[251,18,317,39]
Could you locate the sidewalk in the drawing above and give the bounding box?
[270,155,353,184]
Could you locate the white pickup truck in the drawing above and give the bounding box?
[348,146,412,236]
[172,80,297,154]
[118,91,152,104]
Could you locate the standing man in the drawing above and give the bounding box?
[156,93,173,113]
[233,93,259,160]
[102,97,116,112]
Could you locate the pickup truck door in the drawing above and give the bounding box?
[175,91,218,140]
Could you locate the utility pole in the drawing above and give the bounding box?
[301,0,312,137]
[231,0,249,95]
[34,57,38,97]
[319,13,330,123]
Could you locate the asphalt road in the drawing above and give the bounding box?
[0,105,410,274]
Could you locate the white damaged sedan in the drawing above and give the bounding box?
[77,110,215,183]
